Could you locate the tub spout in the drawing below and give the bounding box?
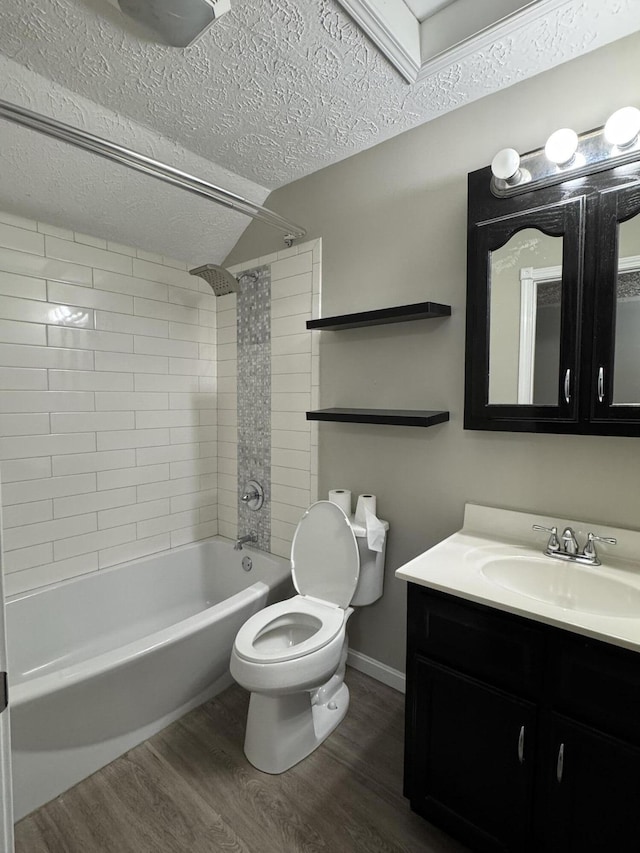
[235,534,257,551]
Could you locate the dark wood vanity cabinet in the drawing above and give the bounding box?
[410,659,537,852]
[465,163,640,435]
[540,715,640,853]
[404,585,640,852]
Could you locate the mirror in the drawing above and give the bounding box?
[612,212,640,405]
[488,228,563,405]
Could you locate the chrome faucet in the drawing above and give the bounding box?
[234,533,257,551]
[533,524,616,566]
[560,526,579,556]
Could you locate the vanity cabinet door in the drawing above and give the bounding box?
[409,656,536,853]
[591,180,640,431]
[465,187,585,433]
[541,714,640,853]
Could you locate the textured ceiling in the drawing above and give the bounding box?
[0,0,640,262]
[0,55,270,266]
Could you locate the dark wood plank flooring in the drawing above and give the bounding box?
[15,668,468,853]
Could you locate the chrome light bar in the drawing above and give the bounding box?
[491,106,640,198]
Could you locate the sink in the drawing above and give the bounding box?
[480,555,640,617]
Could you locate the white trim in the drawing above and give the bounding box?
[618,253,640,274]
[347,648,406,693]
[518,263,562,405]
[336,0,577,84]
[517,268,536,405]
[337,0,421,83]
[415,0,573,80]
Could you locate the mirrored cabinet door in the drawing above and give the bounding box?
[465,199,585,431]
[489,227,564,407]
[592,182,640,426]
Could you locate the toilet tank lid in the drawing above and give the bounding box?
[291,501,360,608]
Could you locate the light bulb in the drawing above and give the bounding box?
[491,148,521,182]
[604,106,640,149]
[544,128,579,166]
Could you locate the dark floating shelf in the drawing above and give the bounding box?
[306,408,450,428]
[306,301,451,331]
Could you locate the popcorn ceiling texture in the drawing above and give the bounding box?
[0,1,639,262]
[1,0,639,189]
[0,56,269,267]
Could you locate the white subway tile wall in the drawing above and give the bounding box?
[224,240,320,558]
[0,210,217,596]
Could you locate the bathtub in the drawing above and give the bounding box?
[6,537,292,821]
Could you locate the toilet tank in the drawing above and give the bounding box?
[349,517,389,606]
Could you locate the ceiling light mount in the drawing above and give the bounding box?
[491,106,640,198]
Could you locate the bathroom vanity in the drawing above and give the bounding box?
[397,505,640,853]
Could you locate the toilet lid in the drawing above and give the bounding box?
[291,501,360,608]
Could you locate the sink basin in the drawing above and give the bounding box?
[481,556,640,617]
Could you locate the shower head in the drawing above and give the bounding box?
[189,264,239,296]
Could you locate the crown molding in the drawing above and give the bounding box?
[336,0,616,84]
[336,0,421,83]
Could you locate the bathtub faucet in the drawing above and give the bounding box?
[234,533,257,551]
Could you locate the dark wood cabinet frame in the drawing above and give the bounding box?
[465,162,640,435]
[405,584,640,852]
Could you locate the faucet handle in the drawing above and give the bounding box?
[583,532,617,564]
[533,524,560,553]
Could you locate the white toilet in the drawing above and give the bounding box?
[230,500,388,774]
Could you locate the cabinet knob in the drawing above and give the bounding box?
[517,725,525,764]
[556,742,565,783]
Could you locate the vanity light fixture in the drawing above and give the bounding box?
[604,106,640,149]
[491,106,640,198]
[544,128,579,167]
[490,148,522,184]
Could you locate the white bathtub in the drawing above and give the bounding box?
[6,537,291,820]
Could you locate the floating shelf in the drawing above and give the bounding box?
[306,301,451,331]
[306,408,450,428]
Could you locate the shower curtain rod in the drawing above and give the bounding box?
[0,98,306,245]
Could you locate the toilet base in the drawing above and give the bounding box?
[243,680,350,774]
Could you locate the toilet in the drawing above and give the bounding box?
[230,499,388,774]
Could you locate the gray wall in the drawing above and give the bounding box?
[227,31,640,674]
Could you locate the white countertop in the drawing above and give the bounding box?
[395,503,640,654]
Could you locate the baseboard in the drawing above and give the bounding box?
[347,649,405,694]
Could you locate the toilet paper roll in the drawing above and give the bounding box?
[355,494,377,524]
[328,489,352,516]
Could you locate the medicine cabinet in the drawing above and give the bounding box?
[465,162,640,435]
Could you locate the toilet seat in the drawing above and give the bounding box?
[291,500,360,607]
[232,502,360,664]
[233,595,345,664]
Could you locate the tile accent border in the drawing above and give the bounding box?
[237,266,271,551]
[221,239,321,558]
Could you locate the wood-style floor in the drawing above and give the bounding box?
[14,668,469,853]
